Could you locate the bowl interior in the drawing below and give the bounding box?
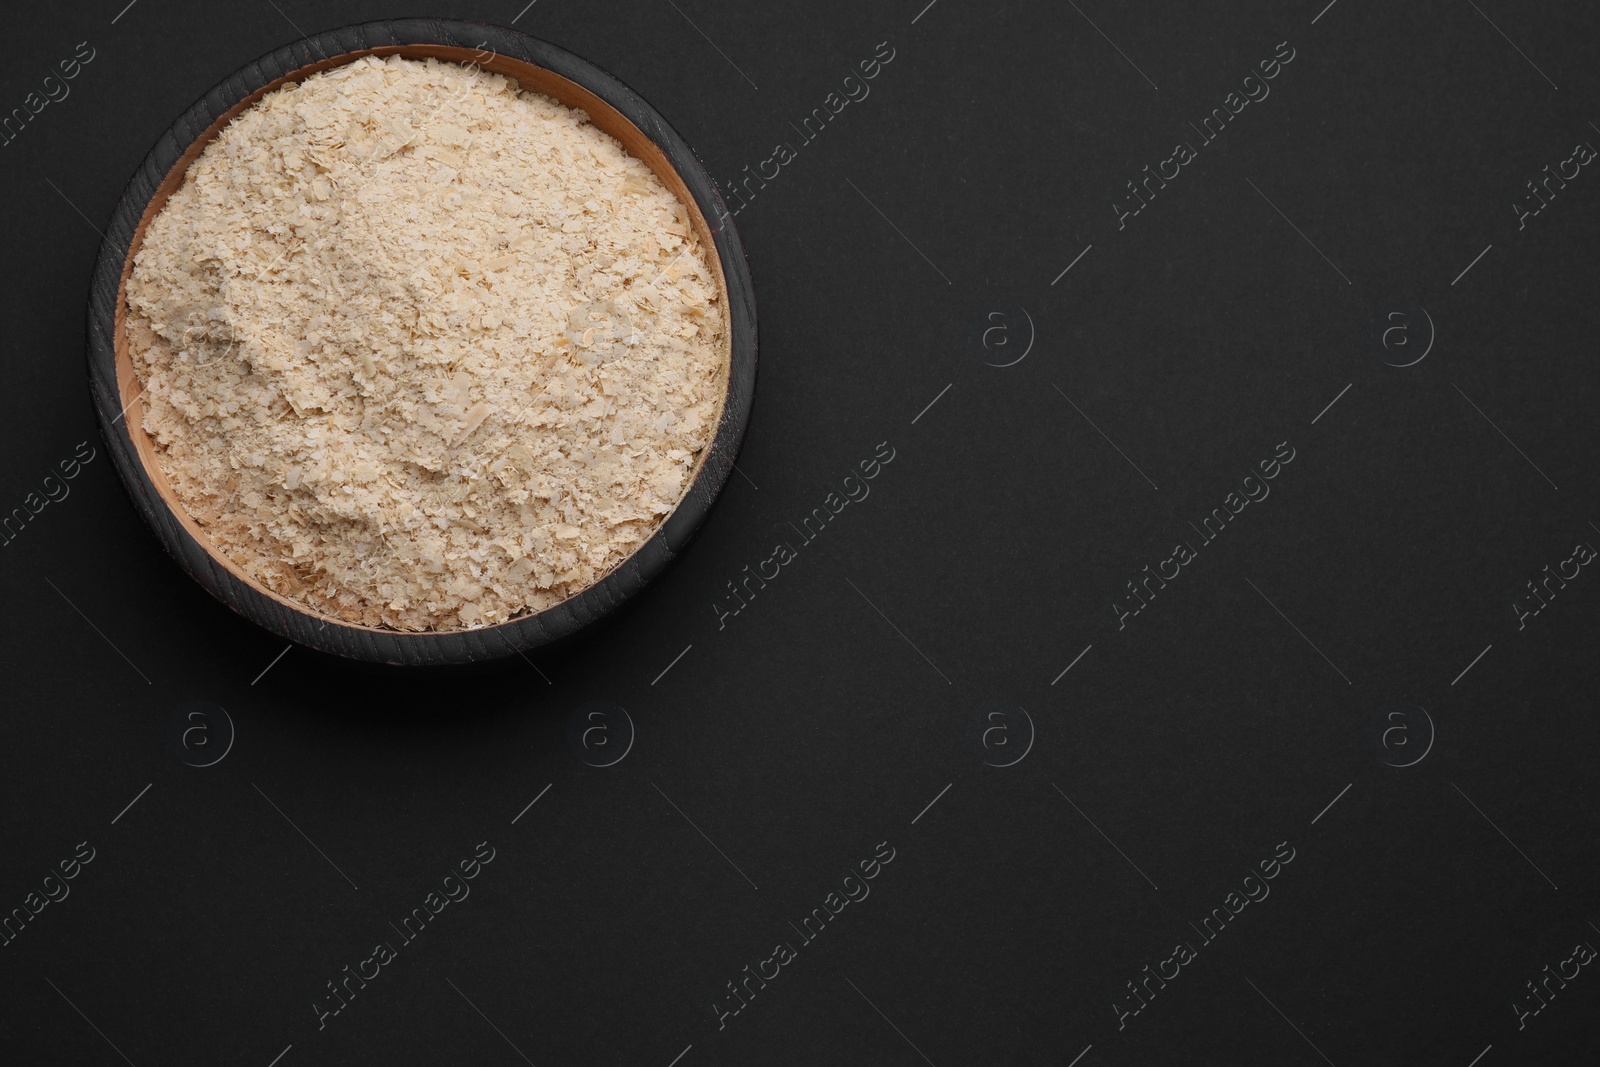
[112,42,733,637]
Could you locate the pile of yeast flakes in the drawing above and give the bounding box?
[125,56,727,631]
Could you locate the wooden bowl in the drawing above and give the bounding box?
[85,19,756,666]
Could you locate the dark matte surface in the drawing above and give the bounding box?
[87,20,758,666]
[2,1,1597,1065]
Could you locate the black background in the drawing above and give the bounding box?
[2,1,1597,1065]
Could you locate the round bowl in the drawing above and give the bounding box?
[85,19,756,666]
